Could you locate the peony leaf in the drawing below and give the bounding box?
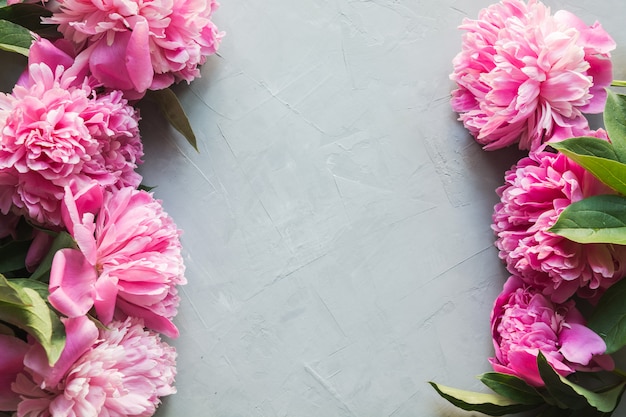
[0,4,58,38]
[549,195,626,244]
[537,353,625,412]
[479,372,544,405]
[144,88,198,151]
[0,239,30,272]
[0,275,65,365]
[604,90,626,160]
[428,382,540,416]
[29,231,77,282]
[550,139,626,195]
[0,19,34,56]
[588,278,626,354]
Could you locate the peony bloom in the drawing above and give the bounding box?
[13,316,177,417]
[46,0,224,96]
[450,0,615,151]
[48,183,186,338]
[492,144,626,303]
[0,39,143,228]
[490,276,613,386]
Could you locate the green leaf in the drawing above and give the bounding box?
[537,353,624,412]
[29,231,76,282]
[0,4,58,38]
[429,382,540,416]
[144,88,198,151]
[549,195,626,244]
[0,275,65,364]
[0,19,33,56]
[479,372,544,405]
[588,278,626,354]
[604,90,626,160]
[0,239,30,272]
[550,139,626,195]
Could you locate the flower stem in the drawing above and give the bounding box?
[611,80,626,87]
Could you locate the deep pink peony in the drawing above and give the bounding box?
[13,316,177,417]
[0,335,28,411]
[48,183,186,338]
[490,276,613,386]
[492,144,626,303]
[450,0,615,151]
[0,39,143,227]
[46,0,223,96]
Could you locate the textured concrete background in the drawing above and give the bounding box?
[136,1,626,416]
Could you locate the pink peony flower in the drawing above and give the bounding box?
[0,39,143,227]
[492,145,626,303]
[0,335,28,412]
[48,182,186,338]
[490,276,613,386]
[46,0,224,96]
[450,0,615,152]
[13,316,177,417]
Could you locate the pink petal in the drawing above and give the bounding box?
[89,37,135,91]
[23,316,98,388]
[125,18,153,93]
[116,299,179,338]
[94,274,119,324]
[48,249,97,317]
[560,323,606,366]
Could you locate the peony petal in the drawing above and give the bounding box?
[23,316,99,389]
[559,323,606,366]
[125,18,153,93]
[89,37,135,91]
[94,274,119,325]
[116,298,179,338]
[48,248,98,317]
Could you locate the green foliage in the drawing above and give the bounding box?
[0,18,33,55]
[588,279,626,354]
[549,195,626,244]
[429,381,540,416]
[0,275,65,365]
[550,139,626,196]
[0,3,58,38]
[144,88,199,151]
[550,91,626,247]
[604,90,626,159]
[431,355,625,416]
[29,231,77,282]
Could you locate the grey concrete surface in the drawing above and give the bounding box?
[132,1,626,416]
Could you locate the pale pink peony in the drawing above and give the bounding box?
[493,144,626,303]
[48,182,186,338]
[46,0,224,96]
[13,316,177,417]
[450,0,615,151]
[490,276,613,386]
[0,39,143,227]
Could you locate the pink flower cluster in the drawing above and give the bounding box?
[450,0,623,387]
[490,277,613,386]
[6,317,177,417]
[451,0,615,151]
[46,0,223,96]
[493,146,626,303]
[0,0,210,406]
